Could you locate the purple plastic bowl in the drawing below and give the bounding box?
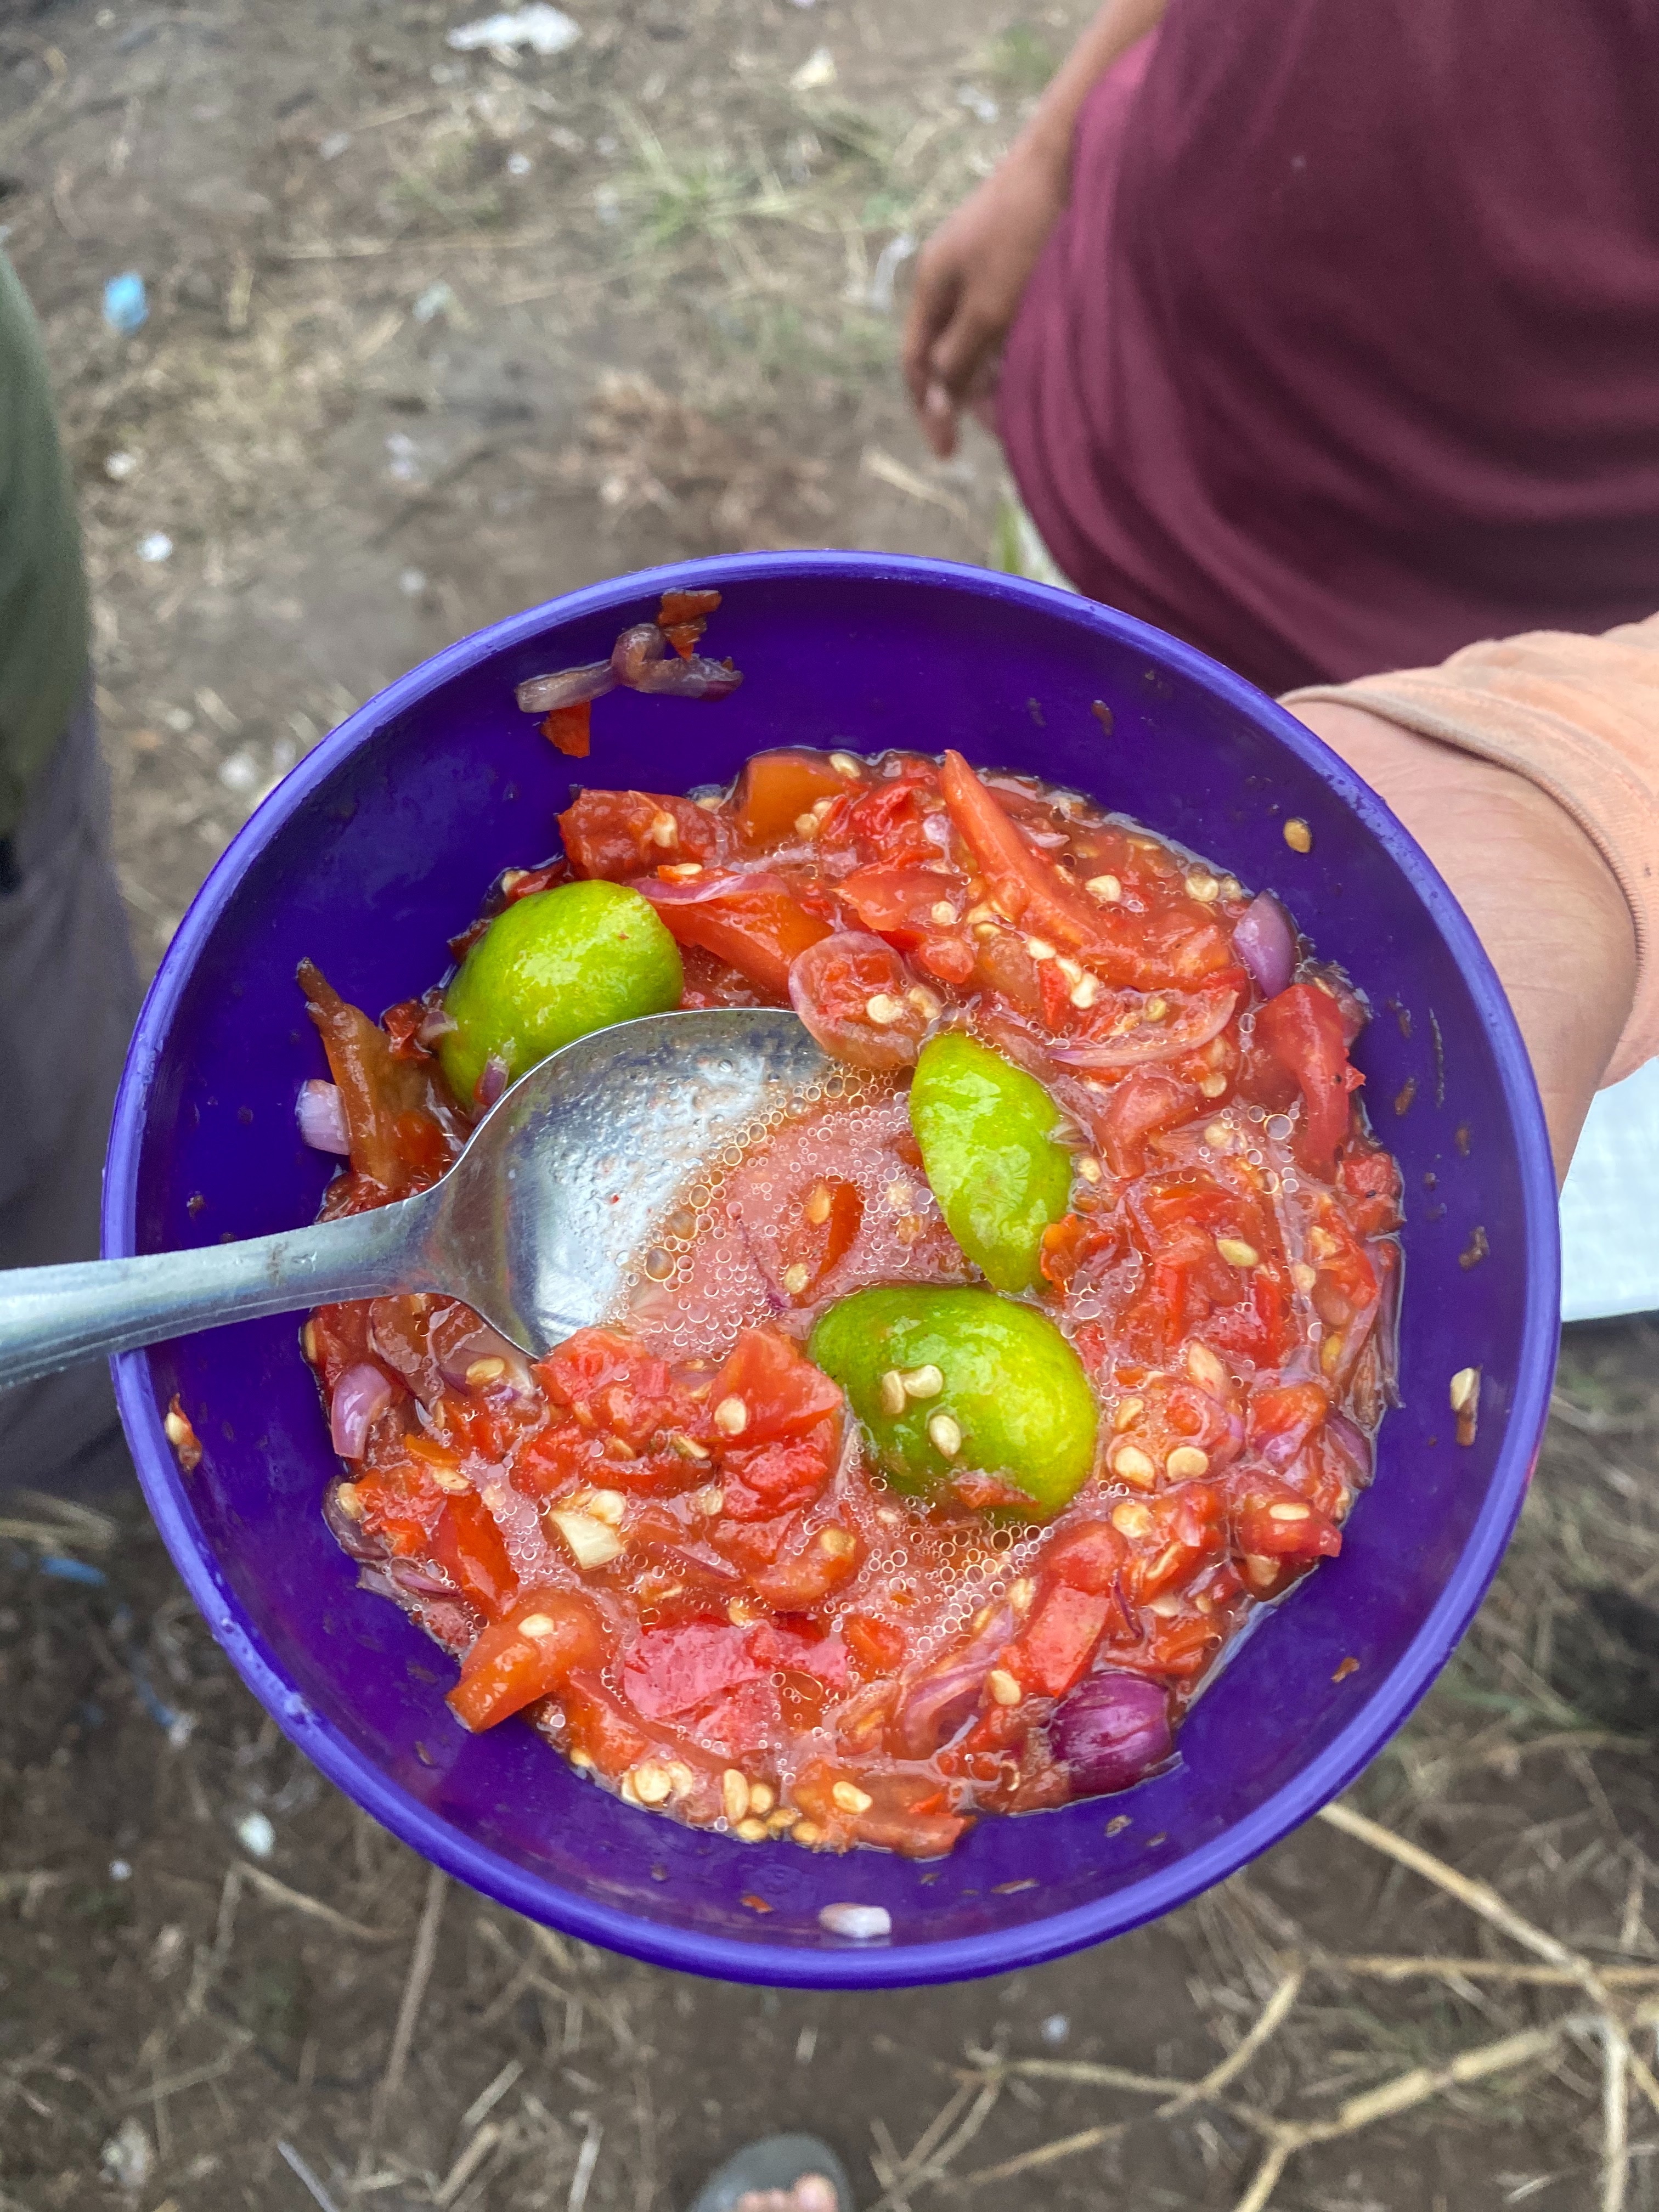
[103,552,1558,1988]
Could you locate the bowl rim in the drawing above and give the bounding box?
[104,548,1560,1989]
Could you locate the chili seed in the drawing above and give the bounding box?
[747,1781,776,1816]
[987,1668,1022,1707]
[1166,1445,1210,1478]
[1198,1074,1229,1097]
[693,1484,725,1515]
[1144,996,1168,1022]
[164,1407,195,1451]
[1291,1262,1317,1291]
[1113,1395,1145,1432]
[518,1612,557,1639]
[1069,974,1100,1008]
[1086,873,1122,902]
[1148,1592,1183,1618]
[1025,936,1056,962]
[865,993,902,1025]
[766,1806,798,1832]
[1111,1501,1155,1539]
[735,1816,770,1842]
[906,985,943,1019]
[817,1527,856,1558]
[721,1770,750,1823]
[929,900,957,926]
[1186,1342,1228,1393]
[301,1320,318,1364]
[782,1263,811,1296]
[812,795,837,819]
[430,1465,470,1494]
[1076,1154,1103,1183]
[829,751,864,777]
[1243,1554,1280,1590]
[586,1489,627,1526]
[1283,817,1313,853]
[1111,1442,1157,1487]
[1449,1365,1480,1414]
[1216,1236,1260,1269]
[667,1762,695,1798]
[1268,1500,1311,1522]
[727,1598,761,1626]
[1186,872,1221,902]
[631,1762,673,1805]
[1320,1331,1345,1376]
[793,1822,825,1847]
[900,1364,944,1400]
[647,810,680,848]
[832,1781,873,1815]
[1010,1576,1037,1615]
[878,1368,908,1418]
[927,1412,963,1458]
[713,1395,749,1437]
[794,811,820,838]
[804,1182,833,1226]
[334,1481,365,1521]
[659,862,704,880]
[668,1431,712,1461]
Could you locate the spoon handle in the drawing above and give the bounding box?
[0,1194,437,1391]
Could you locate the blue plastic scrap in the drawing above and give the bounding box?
[102,271,149,334]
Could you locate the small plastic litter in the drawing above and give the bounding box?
[105,449,139,481]
[817,1900,891,1941]
[101,2119,155,2193]
[789,46,837,93]
[110,1858,133,1882]
[411,279,458,324]
[217,749,261,796]
[446,5,582,57]
[102,271,149,335]
[1041,2012,1070,2045]
[236,1809,276,1859]
[137,531,173,563]
[39,1554,106,1587]
[957,85,1001,123]
[867,232,916,315]
[318,131,352,160]
[507,150,532,176]
[400,568,427,596]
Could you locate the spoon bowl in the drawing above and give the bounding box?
[0,1008,827,1390]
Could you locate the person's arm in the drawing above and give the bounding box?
[1289,701,1636,1184]
[902,0,1169,459]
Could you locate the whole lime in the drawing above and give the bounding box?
[441,879,683,1104]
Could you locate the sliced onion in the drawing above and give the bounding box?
[516,660,617,714]
[612,622,744,699]
[330,1362,394,1459]
[296,1079,351,1155]
[1051,1672,1173,1796]
[1233,892,1296,1000]
[415,1001,457,1048]
[432,1311,537,1397]
[475,1053,509,1111]
[1050,985,1237,1070]
[1324,1407,1372,1481]
[892,1606,1011,1759]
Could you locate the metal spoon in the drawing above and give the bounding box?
[0,1008,830,1392]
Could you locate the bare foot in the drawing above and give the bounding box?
[733,2179,838,2212]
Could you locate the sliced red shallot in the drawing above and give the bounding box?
[415,1001,458,1048]
[1233,891,1296,1000]
[330,1363,394,1459]
[296,1078,351,1155]
[475,1053,510,1111]
[515,660,617,714]
[612,622,744,699]
[1051,985,1237,1070]
[891,1606,1011,1759]
[1051,1671,1173,1794]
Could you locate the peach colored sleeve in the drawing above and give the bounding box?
[1284,613,1659,1086]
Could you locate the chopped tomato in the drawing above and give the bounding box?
[1006,1585,1112,1699]
[657,586,722,627]
[429,1493,520,1618]
[721,1419,838,1520]
[788,930,933,1068]
[541,702,591,757]
[448,1589,608,1731]
[844,1613,907,1674]
[558,789,726,877]
[635,871,831,998]
[775,1175,863,1301]
[836,865,965,949]
[732,749,859,848]
[1040,1520,1127,1595]
[1229,1481,1344,1560]
[1254,983,1363,1178]
[712,1328,844,1444]
[1095,1067,1194,1180]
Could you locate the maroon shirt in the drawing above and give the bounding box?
[998,1,1659,696]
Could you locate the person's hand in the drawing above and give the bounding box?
[901,140,1069,460]
[1289,701,1637,1183]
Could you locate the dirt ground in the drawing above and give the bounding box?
[4,3,1659,2208]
